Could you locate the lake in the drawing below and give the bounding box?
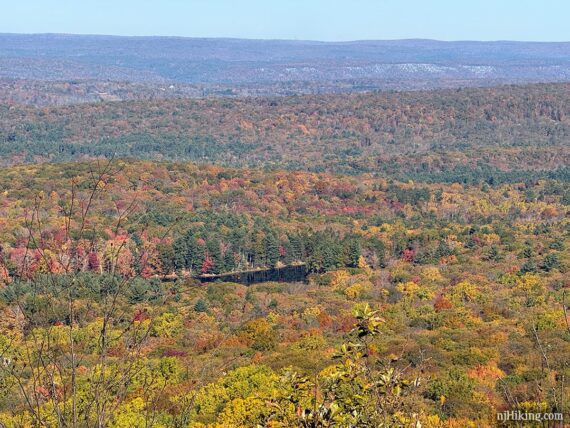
[196,264,308,285]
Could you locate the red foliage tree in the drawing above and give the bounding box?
[87,252,100,272]
[402,248,416,263]
[201,252,214,274]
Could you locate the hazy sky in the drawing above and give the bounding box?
[2,0,569,42]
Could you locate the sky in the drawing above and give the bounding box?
[2,0,569,42]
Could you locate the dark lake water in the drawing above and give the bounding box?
[197,264,308,285]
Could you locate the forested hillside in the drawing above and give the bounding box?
[0,53,569,426]
[2,77,519,107]
[3,35,569,86]
[0,160,568,426]
[1,83,569,183]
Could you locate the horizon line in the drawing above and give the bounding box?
[2,31,570,45]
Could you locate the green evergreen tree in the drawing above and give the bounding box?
[223,247,236,272]
[345,238,361,268]
[264,232,280,268]
[484,245,502,262]
[172,237,188,272]
[194,298,209,313]
[520,260,537,274]
[368,237,386,268]
[541,253,560,272]
[287,233,305,262]
[157,243,175,275]
[207,239,223,274]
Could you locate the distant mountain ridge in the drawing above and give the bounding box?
[1,33,570,91]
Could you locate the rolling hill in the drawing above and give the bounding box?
[1,34,570,104]
[1,83,568,183]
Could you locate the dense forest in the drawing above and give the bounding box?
[1,83,569,186]
[0,159,568,426]
[1,78,533,108]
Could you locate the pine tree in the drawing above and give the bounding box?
[252,231,265,268]
[194,298,209,313]
[223,247,236,272]
[172,237,188,271]
[345,238,361,268]
[287,233,305,262]
[189,236,205,272]
[157,243,175,275]
[484,245,502,262]
[541,253,560,272]
[369,237,386,268]
[207,239,223,274]
[264,232,280,268]
[520,260,537,274]
[435,240,453,258]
